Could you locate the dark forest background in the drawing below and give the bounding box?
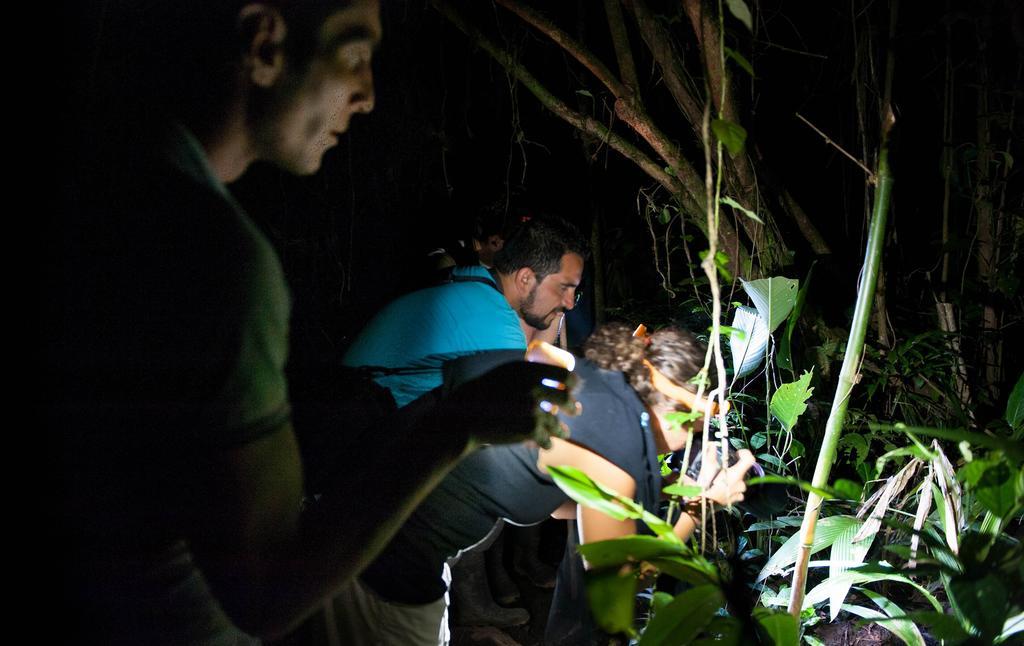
[223,1,1022,425]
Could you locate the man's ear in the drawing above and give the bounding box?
[513,267,536,296]
[238,4,288,88]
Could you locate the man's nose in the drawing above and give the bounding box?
[352,67,375,114]
[562,288,576,311]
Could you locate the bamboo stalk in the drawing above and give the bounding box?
[787,111,895,619]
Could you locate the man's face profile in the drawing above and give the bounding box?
[255,0,382,175]
[519,253,584,330]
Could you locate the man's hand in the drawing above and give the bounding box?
[441,360,577,450]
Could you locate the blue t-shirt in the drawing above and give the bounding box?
[342,266,526,407]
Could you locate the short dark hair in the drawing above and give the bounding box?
[90,0,342,132]
[493,216,588,281]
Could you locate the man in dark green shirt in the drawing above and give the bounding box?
[55,2,571,643]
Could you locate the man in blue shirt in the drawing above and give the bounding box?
[344,217,588,407]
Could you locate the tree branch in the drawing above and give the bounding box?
[623,0,705,131]
[490,0,727,249]
[493,0,626,97]
[604,0,640,91]
[433,0,683,201]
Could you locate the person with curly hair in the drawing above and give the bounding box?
[332,322,757,644]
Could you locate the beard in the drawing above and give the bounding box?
[519,284,558,330]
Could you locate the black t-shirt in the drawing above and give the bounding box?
[361,358,661,604]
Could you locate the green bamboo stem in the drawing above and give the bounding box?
[787,119,895,619]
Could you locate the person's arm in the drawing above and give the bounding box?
[536,437,639,544]
[672,447,756,541]
[189,361,572,640]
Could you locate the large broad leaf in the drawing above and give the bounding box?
[711,119,747,157]
[947,572,1010,640]
[840,601,923,646]
[777,262,814,372]
[724,0,753,31]
[730,305,769,379]
[1007,370,1024,434]
[647,555,719,587]
[691,616,742,646]
[547,464,633,521]
[723,46,754,77]
[586,566,638,636]
[895,612,970,643]
[871,422,1024,462]
[826,511,874,620]
[1002,610,1024,643]
[770,370,814,432]
[742,277,800,334]
[753,607,799,646]
[974,462,1017,518]
[756,515,861,582]
[804,564,943,612]
[639,584,723,645]
[859,588,926,646]
[548,465,681,544]
[577,535,685,569]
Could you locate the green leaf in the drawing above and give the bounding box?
[959,457,991,487]
[840,602,922,646]
[665,410,702,429]
[747,475,839,499]
[651,591,673,614]
[586,566,637,636]
[750,432,767,450]
[895,612,970,643]
[575,89,594,99]
[869,422,1024,462]
[659,206,671,224]
[742,276,800,334]
[777,262,814,372]
[699,248,734,283]
[859,588,926,645]
[975,462,1016,518]
[547,465,633,521]
[947,573,1010,640]
[1001,610,1024,643]
[711,118,747,156]
[647,555,719,586]
[721,195,764,223]
[662,483,703,498]
[756,515,861,582]
[839,432,870,465]
[692,616,743,646]
[746,516,803,532]
[790,438,806,459]
[1007,371,1024,433]
[577,535,685,569]
[825,515,874,620]
[639,584,723,645]
[730,306,769,379]
[723,46,755,77]
[833,479,863,501]
[724,0,753,31]
[804,563,943,613]
[753,607,799,646]
[770,370,814,432]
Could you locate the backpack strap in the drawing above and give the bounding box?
[438,265,504,296]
